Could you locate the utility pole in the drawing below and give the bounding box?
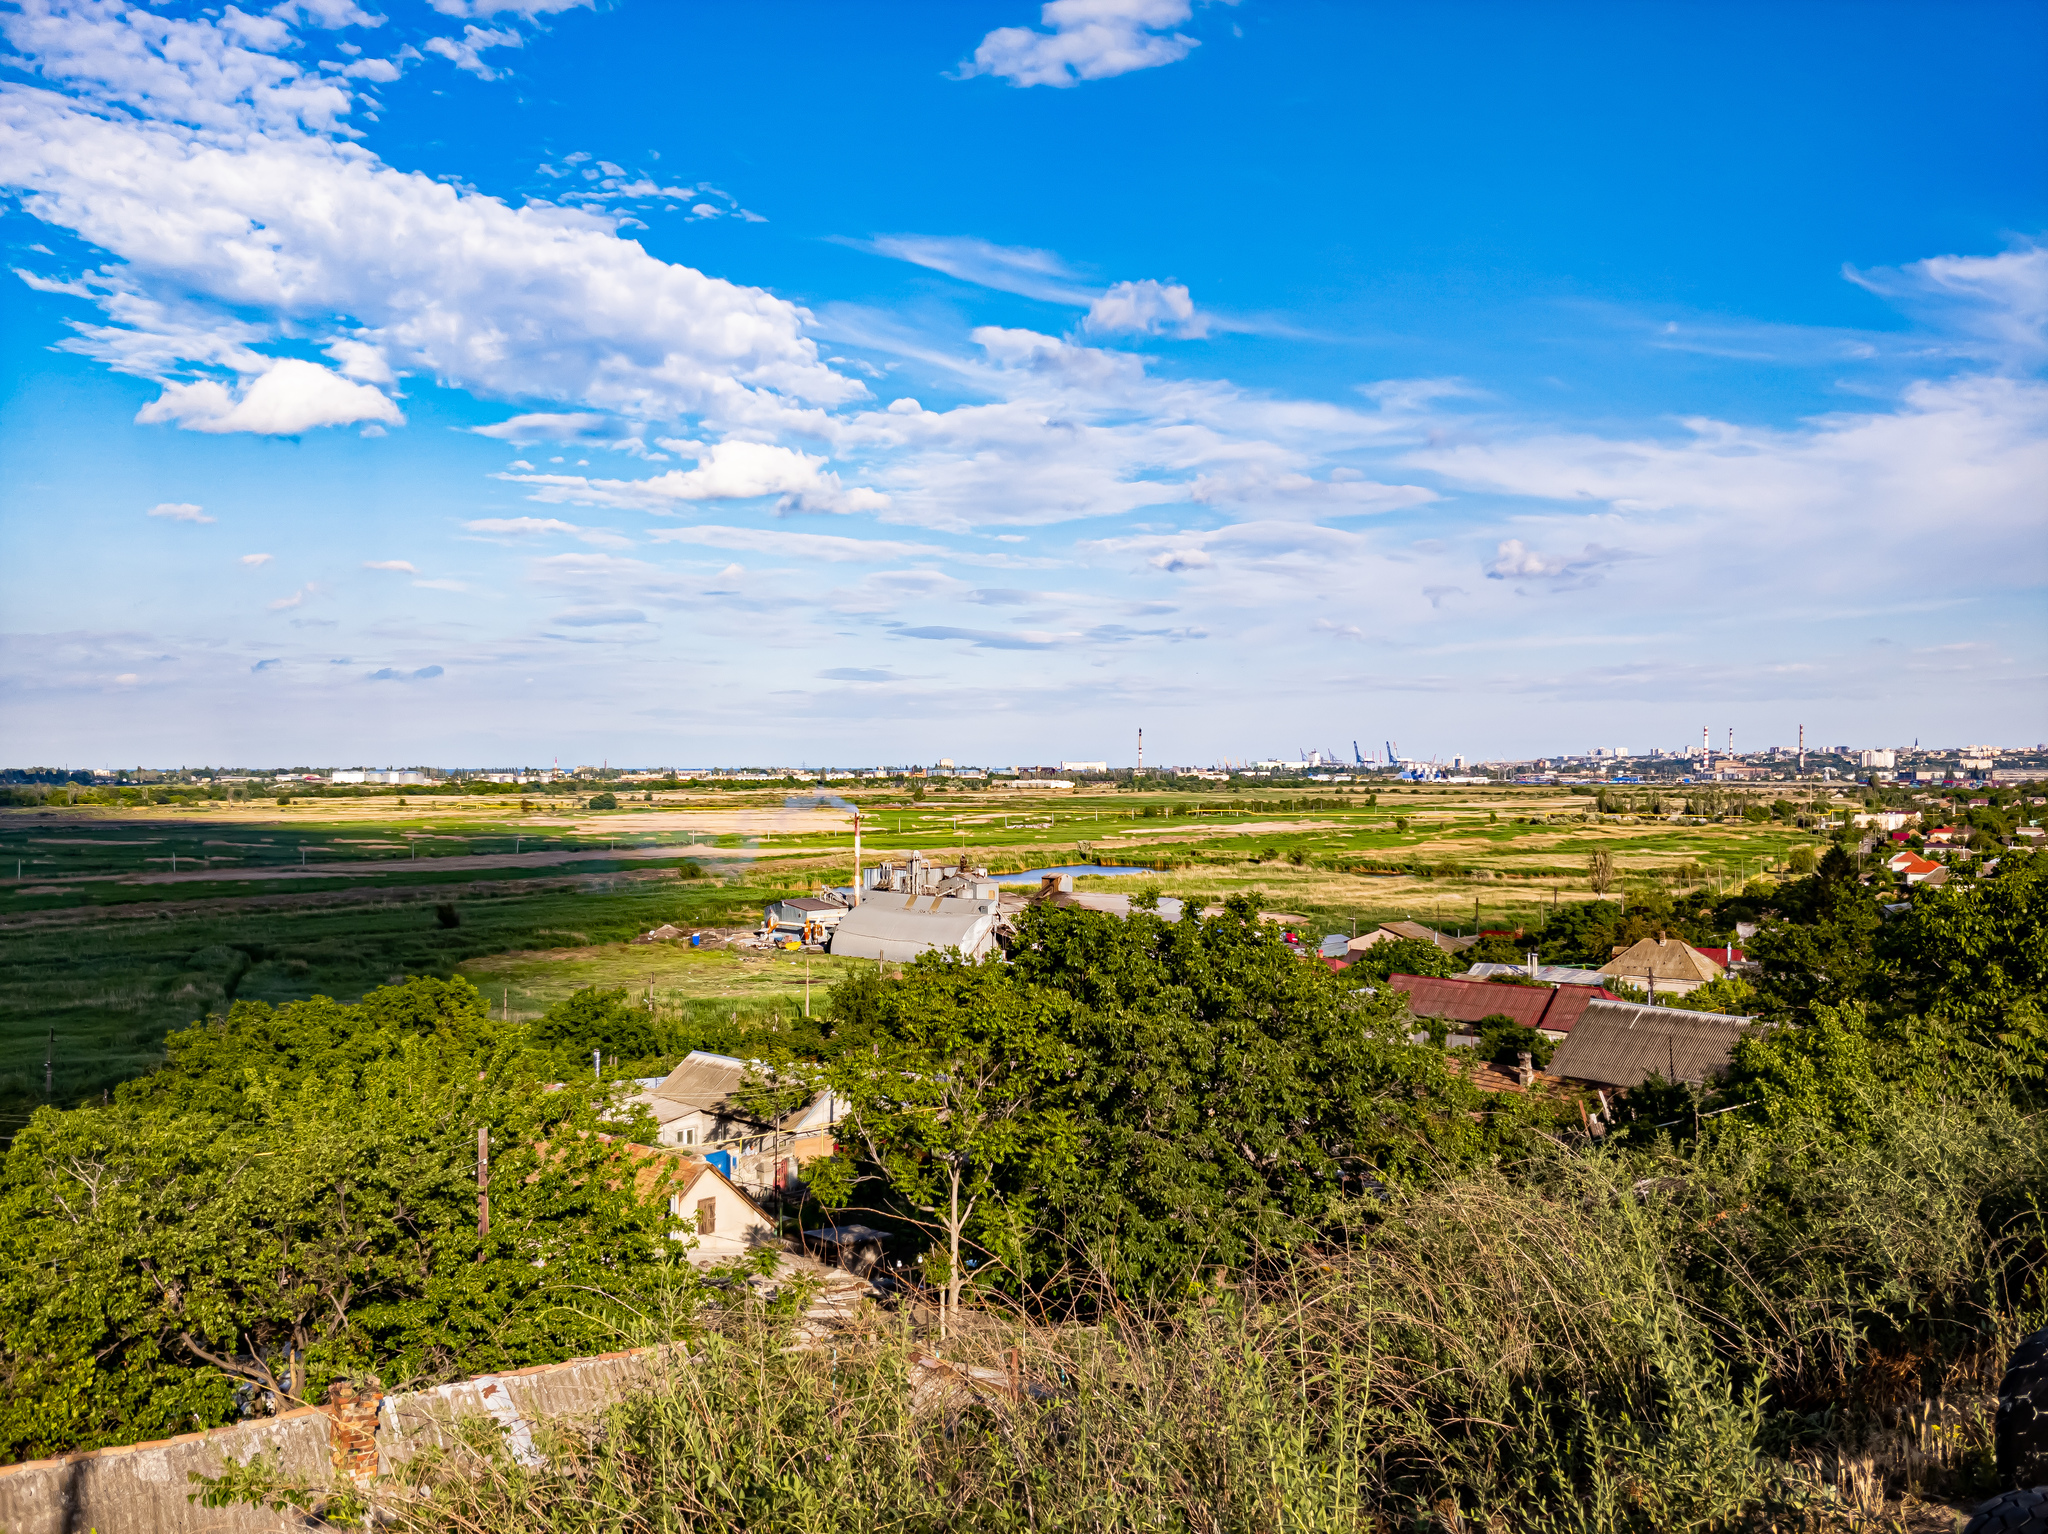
[477,1127,490,1242]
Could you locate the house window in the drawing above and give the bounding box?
[683,1127,697,1146]
[696,1198,717,1236]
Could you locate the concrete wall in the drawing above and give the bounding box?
[0,1349,665,1534]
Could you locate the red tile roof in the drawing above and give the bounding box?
[1694,946,1746,966]
[1387,973,1621,1035]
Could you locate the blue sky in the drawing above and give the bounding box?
[2,0,2043,769]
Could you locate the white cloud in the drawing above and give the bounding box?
[325,336,395,384]
[464,516,583,536]
[146,501,212,523]
[277,1,386,28]
[413,577,468,591]
[502,439,888,514]
[1482,539,1635,589]
[471,411,615,443]
[422,25,522,79]
[1847,243,2048,367]
[462,515,631,547]
[429,0,593,16]
[239,552,273,566]
[855,235,1095,305]
[0,4,863,438]
[1187,466,1437,515]
[647,525,949,563]
[269,584,313,610]
[960,0,1210,88]
[1084,278,1205,338]
[135,358,404,435]
[1414,375,2048,596]
[363,559,417,573]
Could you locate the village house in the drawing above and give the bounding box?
[1386,972,1621,1042]
[1344,920,1478,959]
[1547,1000,1758,1090]
[1886,850,1949,886]
[1598,935,1726,997]
[657,1157,779,1262]
[621,1051,844,1200]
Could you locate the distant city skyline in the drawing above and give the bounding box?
[2,1,2043,764]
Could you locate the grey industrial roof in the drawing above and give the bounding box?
[1547,1001,1757,1089]
[829,895,998,962]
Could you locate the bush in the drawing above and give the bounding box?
[234,1105,2043,1533]
[587,792,618,810]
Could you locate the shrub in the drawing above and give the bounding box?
[587,792,618,810]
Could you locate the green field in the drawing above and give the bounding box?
[0,780,1836,1128]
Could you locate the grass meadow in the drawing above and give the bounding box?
[0,780,1833,1133]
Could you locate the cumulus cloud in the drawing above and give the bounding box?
[147,501,212,523]
[502,439,888,514]
[363,559,417,573]
[858,238,1215,341]
[0,3,863,440]
[1483,540,1635,589]
[240,552,273,566]
[960,0,1210,88]
[1084,278,1205,338]
[135,359,404,435]
[422,24,522,79]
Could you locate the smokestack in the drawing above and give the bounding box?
[1799,724,1805,773]
[1137,727,1143,773]
[1701,725,1709,767]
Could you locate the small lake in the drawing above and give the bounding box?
[991,863,1153,884]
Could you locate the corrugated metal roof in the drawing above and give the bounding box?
[1547,1001,1756,1088]
[1388,973,1619,1035]
[649,1050,749,1113]
[829,896,998,962]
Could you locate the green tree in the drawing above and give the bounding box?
[805,956,1080,1337]
[1341,936,1461,983]
[0,981,680,1461]
[1005,899,1550,1298]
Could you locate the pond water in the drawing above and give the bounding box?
[991,863,1152,884]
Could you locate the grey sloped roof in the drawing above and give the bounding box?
[1548,1001,1757,1089]
[829,895,998,962]
[650,1050,749,1113]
